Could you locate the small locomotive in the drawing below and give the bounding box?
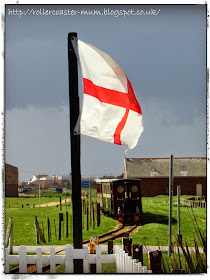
[96,178,142,225]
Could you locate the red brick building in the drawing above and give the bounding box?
[124,157,207,197]
[5,163,18,197]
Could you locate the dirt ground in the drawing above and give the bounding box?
[34,198,71,208]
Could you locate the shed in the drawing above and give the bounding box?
[124,157,207,197]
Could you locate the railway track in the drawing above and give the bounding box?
[9,224,137,273]
[83,224,137,245]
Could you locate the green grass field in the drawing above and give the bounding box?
[5,193,119,246]
[126,195,207,247]
[5,194,206,247]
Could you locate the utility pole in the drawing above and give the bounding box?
[39,184,40,207]
[177,185,182,244]
[68,32,83,273]
[168,154,173,256]
[177,185,180,235]
[89,185,91,227]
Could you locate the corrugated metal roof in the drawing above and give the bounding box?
[125,157,207,178]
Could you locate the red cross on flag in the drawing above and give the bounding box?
[72,38,143,149]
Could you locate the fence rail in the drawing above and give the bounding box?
[5,245,151,274]
[180,198,206,209]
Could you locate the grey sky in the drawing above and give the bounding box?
[5,4,207,181]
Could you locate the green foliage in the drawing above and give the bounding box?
[159,209,207,273]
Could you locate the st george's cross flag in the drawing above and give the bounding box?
[72,38,143,149]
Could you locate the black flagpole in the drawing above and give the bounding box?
[68,32,83,273]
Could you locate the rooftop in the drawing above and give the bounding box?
[125,157,207,178]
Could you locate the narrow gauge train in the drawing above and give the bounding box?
[96,178,142,225]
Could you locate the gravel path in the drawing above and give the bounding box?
[34,198,71,208]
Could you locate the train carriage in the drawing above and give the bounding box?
[96,178,142,224]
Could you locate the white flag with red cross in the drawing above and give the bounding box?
[72,38,143,149]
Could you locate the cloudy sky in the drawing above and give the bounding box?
[4,4,206,182]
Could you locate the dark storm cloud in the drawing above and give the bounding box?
[5,37,69,109]
[5,4,207,180]
[5,4,206,114]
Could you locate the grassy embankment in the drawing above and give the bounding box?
[5,193,206,247]
[5,189,119,246]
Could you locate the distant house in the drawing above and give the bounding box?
[28,175,71,191]
[124,157,207,197]
[5,163,18,197]
[29,174,49,184]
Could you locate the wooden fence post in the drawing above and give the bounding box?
[148,250,162,273]
[47,218,51,243]
[7,217,13,254]
[63,214,64,237]
[87,205,89,231]
[19,246,27,273]
[97,203,100,227]
[54,219,57,239]
[58,213,63,240]
[5,217,13,253]
[5,248,9,273]
[83,246,89,273]
[131,244,143,265]
[66,212,69,238]
[69,209,73,235]
[50,247,56,273]
[82,202,84,230]
[42,221,45,237]
[34,216,39,244]
[60,197,62,211]
[65,245,74,273]
[122,237,132,256]
[96,245,102,273]
[37,247,43,273]
[108,240,113,254]
[84,199,86,214]
[92,202,95,229]
[34,217,46,243]
[82,199,85,214]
